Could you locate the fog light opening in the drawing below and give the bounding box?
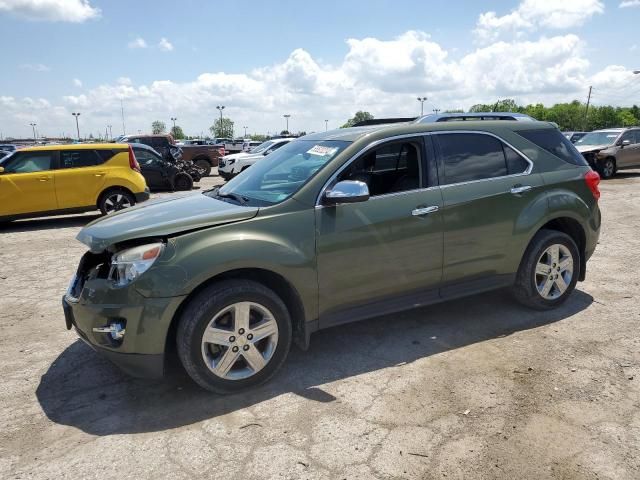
[93,320,126,342]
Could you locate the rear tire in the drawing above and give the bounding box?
[597,157,616,179]
[176,280,292,393]
[98,189,135,215]
[512,229,580,310]
[173,173,193,191]
[194,159,212,177]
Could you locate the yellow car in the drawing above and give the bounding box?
[0,143,149,221]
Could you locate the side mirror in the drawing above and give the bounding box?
[263,150,270,156]
[0,166,4,174]
[620,139,631,147]
[323,180,370,205]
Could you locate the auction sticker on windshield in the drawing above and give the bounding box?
[307,145,338,156]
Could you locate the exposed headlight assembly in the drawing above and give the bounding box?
[109,242,164,286]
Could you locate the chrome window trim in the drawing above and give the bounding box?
[315,130,534,205]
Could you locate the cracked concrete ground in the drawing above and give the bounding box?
[1,171,639,479]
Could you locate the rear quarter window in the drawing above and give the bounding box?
[517,129,588,166]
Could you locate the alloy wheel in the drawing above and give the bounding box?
[103,193,132,213]
[201,302,279,380]
[534,244,574,300]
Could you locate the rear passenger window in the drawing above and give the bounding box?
[60,150,103,168]
[95,150,115,163]
[504,145,529,175]
[437,133,508,184]
[517,129,588,166]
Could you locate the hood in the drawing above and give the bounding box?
[77,192,258,252]
[576,144,610,153]
[224,152,249,160]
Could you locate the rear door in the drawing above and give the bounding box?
[0,151,57,216]
[136,149,168,189]
[53,149,108,209]
[316,136,444,326]
[433,132,544,293]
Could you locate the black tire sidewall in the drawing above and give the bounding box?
[174,173,193,191]
[177,280,292,393]
[194,159,211,176]
[514,230,580,309]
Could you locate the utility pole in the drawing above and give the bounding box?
[120,99,126,135]
[283,114,291,133]
[584,86,592,131]
[433,108,441,114]
[325,119,328,131]
[417,97,427,116]
[72,112,81,140]
[29,123,37,141]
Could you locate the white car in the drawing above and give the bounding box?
[218,137,296,180]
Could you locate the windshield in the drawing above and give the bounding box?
[250,140,275,154]
[212,140,349,206]
[575,132,619,146]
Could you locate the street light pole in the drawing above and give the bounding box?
[325,119,328,131]
[216,105,225,137]
[29,122,37,141]
[283,114,291,133]
[433,108,440,114]
[72,112,81,140]
[417,96,427,116]
[107,124,112,139]
[244,126,248,137]
[170,117,177,132]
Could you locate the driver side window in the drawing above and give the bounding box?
[3,152,53,173]
[337,140,422,196]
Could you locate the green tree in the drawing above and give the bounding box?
[170,125,185,139]
[341,111,374,128]
[250,134,268,142]
[151,121,166,134]
[210,117,234,138]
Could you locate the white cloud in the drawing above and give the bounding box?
[158,37,174,52]
[19,63,50,72]
[475,0,604,43]
[72,78,82,87]
[0,0,100,22]
[127,37,147,49]
[2,30,638,138]
[620,1,640,7]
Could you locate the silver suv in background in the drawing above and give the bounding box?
[575,128,640,179]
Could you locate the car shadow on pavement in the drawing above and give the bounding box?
[36,289,593,436]
[1,214,100,233]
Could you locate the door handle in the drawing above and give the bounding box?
[510,185,532,195]
[38,177,51,182]
[94,172,106,177]
[412,205,439,216]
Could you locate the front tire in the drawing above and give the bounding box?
[194,159,212,177]
[597,157,616,179]
[98,189,135,215]
[176,280,292,393]
[512,229,580,310]
[173,172,193,191]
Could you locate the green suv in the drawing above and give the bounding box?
[62,121,601,393]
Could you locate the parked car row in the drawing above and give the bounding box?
[218,137,296,180]
[574,127,640,179]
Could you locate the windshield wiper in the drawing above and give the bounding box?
[216,190,248,205]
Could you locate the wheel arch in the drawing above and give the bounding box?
[96,185,135,209]
[165,267,309,358]
[192,154,213,166]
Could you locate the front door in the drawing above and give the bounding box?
[136,150,167,189]
[616,130,640,168]
[316,137,444,327]
[433,132,545,293]
[0,151,57,216]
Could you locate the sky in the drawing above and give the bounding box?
[0,0,639,139]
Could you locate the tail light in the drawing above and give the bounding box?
[584,170,600,200]
[128,145,141,172]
